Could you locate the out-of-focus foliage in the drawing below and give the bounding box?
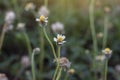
[0,0,120,80]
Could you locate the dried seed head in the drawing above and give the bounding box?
[54,57,71,71]
[51,22,64,34]
[21,56,30,67]
[38,6,49,17]
[5,11,15,24]
[0,73,8,80]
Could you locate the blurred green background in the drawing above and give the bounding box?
[0,0,120,80]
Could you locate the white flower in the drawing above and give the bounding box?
[38,6,49,17]
[25,2,35,11]
[17,22,25,30]
[51,22,64,34]
[36,15,48,27]
[102,48,112,59]
[0,73,8,80]
[5,11,15,24]
[54,34,66,45]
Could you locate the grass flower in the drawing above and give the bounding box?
[51,22,64,34]
[25,2,35,11]
[38,6,49,17]
[36,15,48,27]
[54,57,71,71]
[54,34,66,45]
[102,48,112,59]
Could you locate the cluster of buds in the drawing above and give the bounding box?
[54,57,71,71]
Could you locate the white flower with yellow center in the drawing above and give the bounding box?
[102,48,112,59]
[54,34,66,45]
[36,15,48,27]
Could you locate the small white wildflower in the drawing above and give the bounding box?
[51,22,64,34]
[54,34,66,45]
[17,22,25,30]
[25,2,35,11]
[38,6,49,17]
[36,15,48,27]
[102,48,112,59]
[5,11,15,24]
[96,32,103,38]
[21,56,30,68]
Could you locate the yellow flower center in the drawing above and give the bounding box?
[57,36,63,42]
[104,48,110,53]
[39,15,45,22]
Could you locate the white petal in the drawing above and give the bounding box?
[54,38,57,42]
[57,34,60,38]
[62,35,65,40]
[36,18,40,21]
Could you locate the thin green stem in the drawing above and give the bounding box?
[53,46,61,80]
[56,68,62,80]
[89,0,98,79]
[64,73,68,80]
[31,50,36,80]
[104,59,108,80]
[43,27,57,59]
[44,0,48,7]
[0,23,7,51]
[23,32,32,58]
[39,28,44,72]
[103,15,109,49]
[89,0,98,54]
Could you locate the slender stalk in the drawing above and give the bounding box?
[39,28,44,72]
[56,68,62,80]
[104,59,108,80]
[23,32,32,58]
[89,0,98,79]
[44,0,48,7]
[89,0,98,54]
[43,27,57,59]
[64,73,68,80]
[31,50,36,80]
[102,15,109,49]
[0,23,7,51]
[53,46,61,80]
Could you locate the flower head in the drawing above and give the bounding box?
[5,11,15,24]
[21,56,30,68]
[51,22,64,34]
[0,73,8,80]
[36,15,48,27]
[54,57,71,71]
[25,2,35,11]
[54,34,66,45]
[102,48,112,59]
[38,6,49,17]
[17,22,25,30]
